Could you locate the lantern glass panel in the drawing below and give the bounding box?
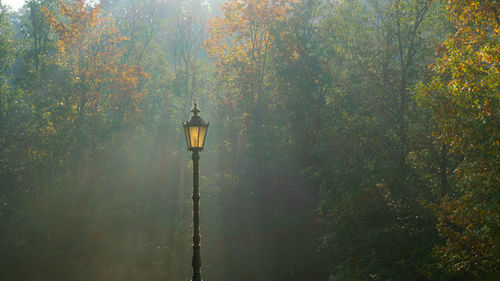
[198,126,207,148]
[189,126,201,148]
[184,125,190,148]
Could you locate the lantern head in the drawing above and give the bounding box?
[183,102,209,151]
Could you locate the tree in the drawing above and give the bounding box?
[20,0,58,70]
[42,0,148,168]
[0,2,13,82]
[418,0,500,277]
[204,2,330,280]
[313,0,450,279]
[0,0,19,213]
[205,0,296,140]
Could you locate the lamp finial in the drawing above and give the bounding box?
[191,101,200,116]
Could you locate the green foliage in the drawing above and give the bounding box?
[304,0,455,279]
[0,3,13,77]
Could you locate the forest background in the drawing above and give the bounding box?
[0,0,498,280]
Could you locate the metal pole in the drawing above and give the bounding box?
[191,150,202,281]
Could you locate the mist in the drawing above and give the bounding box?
[0,0,498,280]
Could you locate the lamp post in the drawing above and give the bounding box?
[183,102,209,281]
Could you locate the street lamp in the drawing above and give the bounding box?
[183,102,209,281]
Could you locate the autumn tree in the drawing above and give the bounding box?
[42,0,148,168]
[418,0,500,277]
